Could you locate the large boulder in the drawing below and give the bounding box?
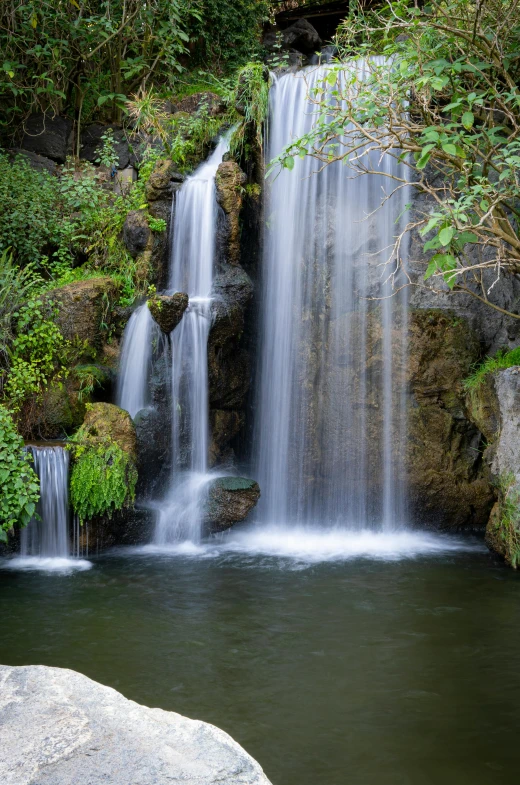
[0,665,272,785]
[79,123,148,170]
[281,19,322,53]
[45,277,118,352]
[146,159,184,203]
[205,477,261,532]
[80,402,137,460]
[148,293,189,334]
[122,210,151,258]
[8,148,57,174]
[20,114,73,163]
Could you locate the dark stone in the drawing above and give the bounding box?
[147,293,189,334]
[209,409,244,466]
[146,159,184,202]
[134,408,171,498]
[204,476,260,532]
[123,211,151,258]
[80,123,131,169]
[282,19,322,54]
[84,506,156,550]
[45,277,118,351]
[215,161,247,264]
[8,149,57,174]
[20,114,73,164]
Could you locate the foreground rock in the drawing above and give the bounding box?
[0,665,272,785]
[45,277,118,351]
[148,292,189,334]
[205,477,260,532]
[80,402,137,459]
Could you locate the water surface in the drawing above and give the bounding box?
[1,530,519,785]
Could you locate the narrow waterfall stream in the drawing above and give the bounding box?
[15,447,91,570]
[253,62,410,533]
[116,304,161,419]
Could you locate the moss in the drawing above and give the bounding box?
[464,347,520,390]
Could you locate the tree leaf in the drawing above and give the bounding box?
[439,226,455,246]
[461,111,474,129]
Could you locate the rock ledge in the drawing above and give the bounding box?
[0,664,272,785]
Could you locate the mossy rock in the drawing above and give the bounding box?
[204,476,260,532]
[80,403,137,459]
[147,293,189,334]
[45,277,118,352]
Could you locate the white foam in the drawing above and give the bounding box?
[1,556,93,573]
[215,525,482,563]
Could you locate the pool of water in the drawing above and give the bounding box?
[1,526,519,785]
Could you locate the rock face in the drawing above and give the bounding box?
[205,477,261,532]
[122,210,151,258]
[406,309,494,529]
[466,367,520,564]
[281,19,322,53]
[216,161,247,264]
[20,114,73,163]
[80,402,137,459]
[171,92,226,117]
[0,665,272,785]
[148,293,189,334]
[46,277,118,351]
[8,149,57,174]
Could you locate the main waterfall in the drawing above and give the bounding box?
[253,62,409,531]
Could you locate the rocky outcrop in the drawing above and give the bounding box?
[45,277,118,352]
[171,92,226,117]
[148,293,189,334]
[122,210,151,258]
[80,402,137,459]
[8,149,57,174]
[466,367,520,565]
[407,309,494,529]
[280,19,322,53]
[0,665,272,785]
[20,114,73,163]
[216,161,247,265]
[205,477,261,532]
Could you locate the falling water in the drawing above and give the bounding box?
[254,61,409,531]
[20,447,70,558]
[117,304,161,419]
[153,136,230,545]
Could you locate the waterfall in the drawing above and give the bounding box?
[153,136,231,545]
[254,61,409,531]
[116,304,160,419]
[21,446,70,558]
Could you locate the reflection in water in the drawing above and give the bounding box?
[1,545,519,785]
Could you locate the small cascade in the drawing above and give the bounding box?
[254,61,410,531]
[116,304,162,419]
[154,136,230,545]
[21,446,70,558]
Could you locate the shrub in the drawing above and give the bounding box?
[0,405,40,541]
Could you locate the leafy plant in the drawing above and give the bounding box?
[493,474,520,569]
[148,216,167,232]
[0,248,40,383]
[69,437,137,523]
[0,405,40,541]
[269,0,520,318]
[95,129,119,170]
[231,62,270,154]
[464,347,520,390]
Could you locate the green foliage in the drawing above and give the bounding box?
[494,474,520,569]
[231,62,270,155]
[69,436,137,523]
[269,0,520,315]
[148,216,167,233]
[0,1,198,136]
[0,248,40,376]
[4,299,69,414]
[0,405,40,540]
[464,347,520,390]
[94,129,119,169]
[74,365,107,403]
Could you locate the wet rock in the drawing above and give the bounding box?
[80,402,137,460]
[216,161,246,265]
[134,407,171,497]
[20,114,73,163]
[45,277,118,353]
[123,210,151,258]
[0,665,272,785]
[148,293,189,334]
[81,506,156,551]
[205,477,260,532]
[145,159,184,202]
[20,378,86,441]
[79,123,144,170]
[281,19,322,54]
[209,409,244,466]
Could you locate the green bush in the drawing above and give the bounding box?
[0,404,40,541]
[0,248,40,376]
